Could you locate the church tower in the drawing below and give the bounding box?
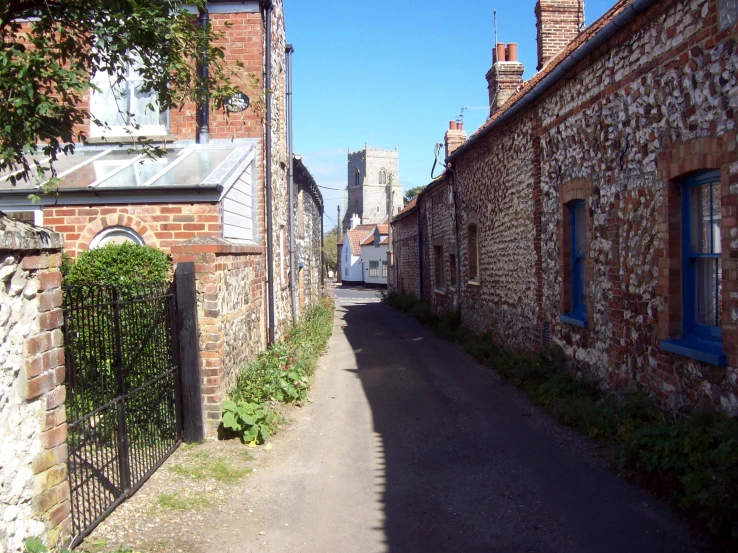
[342,145,404,233]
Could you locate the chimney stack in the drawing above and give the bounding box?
[445,121,467,159]
[350,213,361,229]
[535,0,585,70]
[485,42,524,118]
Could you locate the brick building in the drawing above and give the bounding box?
[1,0,324,431]
[391,0,738,415]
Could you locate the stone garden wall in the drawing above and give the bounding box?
[171,238,267,435]
[0,215,70,553]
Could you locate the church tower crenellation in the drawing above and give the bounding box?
[342,146,404,233]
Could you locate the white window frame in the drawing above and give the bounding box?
[90,61,168,138]
[90,226,145,249]
[369,260,379,277]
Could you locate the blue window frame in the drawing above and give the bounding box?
[571,201,587,316]
[560,201,587,328]
[661,170,725,365]
[683,170,722,340]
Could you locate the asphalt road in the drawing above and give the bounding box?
[334,284,384,304]
[217,293,705,553]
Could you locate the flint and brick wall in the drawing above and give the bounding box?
[407,0,738,414]
[419,180,458,314]
[171,240,266,433]
[537,0,738,413]
[389,208,420,299]
[454,111,542,352]
[294,186,323,310]
[0,217,70,553]
[267,0,292,338]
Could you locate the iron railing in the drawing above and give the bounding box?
[62,284,182,545]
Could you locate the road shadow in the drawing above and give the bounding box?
[337,301,706,553]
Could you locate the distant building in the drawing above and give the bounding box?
[342,146,404,233]
[360,222,389,287]
[338,214,388,287]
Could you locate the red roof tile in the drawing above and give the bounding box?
[343,224,376,255]
[391,197,417,223]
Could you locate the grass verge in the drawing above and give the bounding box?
[383,290,738,549]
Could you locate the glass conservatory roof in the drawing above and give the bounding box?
[0,142,255,192]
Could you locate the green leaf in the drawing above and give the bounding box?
[24,538,48,553]
[260,424,271,440]
[222,400,237,411]
[243,427,258,442]
[240,415,256,426]
[222,411,239,431]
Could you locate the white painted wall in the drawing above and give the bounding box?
[361,243,388,285]
[222,156,255,243]
[341,243,363,283]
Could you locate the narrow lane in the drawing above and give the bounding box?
[217,287,703,553]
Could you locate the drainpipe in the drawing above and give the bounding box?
[286,44,297,325]
[262,0,275,345]
[197,7,210,144]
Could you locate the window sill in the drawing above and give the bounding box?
[468,279,480,287]
[660,338,726,366]
[559,313,588,329]
[433,288,446,295]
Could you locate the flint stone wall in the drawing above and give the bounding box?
[420,178,458,314]
[413,0,737,413]
[171,238,266,434]
[538,0,738,413]
[390,210,420,299]
[455,112,542,351]
[0,215,69,553]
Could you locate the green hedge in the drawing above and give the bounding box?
[63,242,172,287]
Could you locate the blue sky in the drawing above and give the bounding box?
[284,0,614,230]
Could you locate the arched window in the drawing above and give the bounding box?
[90,226,145,249]
[378,169,387,185]
[355,171,360,187]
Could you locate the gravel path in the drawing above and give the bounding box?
[83,293,709,553]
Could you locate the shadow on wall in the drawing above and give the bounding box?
[337,302,699,553]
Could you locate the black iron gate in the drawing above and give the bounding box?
[62,284,182,545]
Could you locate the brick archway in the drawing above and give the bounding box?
[77,213,159,253]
